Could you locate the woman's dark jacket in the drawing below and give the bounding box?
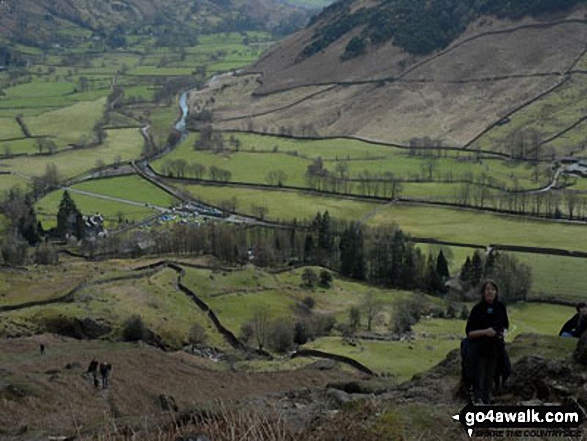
[466,300,509,335]
[465,300,509,357]
[462,300,511,389]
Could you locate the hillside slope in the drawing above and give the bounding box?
[0,0,308,46]
[191,2,587,149]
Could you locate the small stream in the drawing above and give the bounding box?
[175,92,189,134]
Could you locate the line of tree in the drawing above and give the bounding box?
[161,159,231,182]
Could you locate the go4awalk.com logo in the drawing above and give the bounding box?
[452,403,585,438]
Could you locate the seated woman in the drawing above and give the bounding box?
[559,302,587,338]
[465,280,509,405]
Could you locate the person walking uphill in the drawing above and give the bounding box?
[465,280,509,405]
[99,362,112,389]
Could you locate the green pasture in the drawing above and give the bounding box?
[307,336,459,380]
[24,97,106,148]
[2,80,76,98]
[400,182,486,200]
[0,137,39,156]
[513,252,587,302]
[0,93,107,114]
[477,75,587,156]
[508,302,574,337]
[36,189,158,229]
[182,265,434,335]
[179,182,380,222]
[206,289,298,335]
[182,266,281,297]
[0,118,24,140]
[72,175,178,208]
[197,32,272,46]
[127,66,195,77]
[155,149,311,187]
[413,317,465,338]
[87,53,142,73]
[3,127,144,181]
[0,173,30,193]
[122,86,156,102]
[222,132,401,159]
[345,156,542,190]
[0,95,63,110]
[367,203,587,252]
[569,177,587,190]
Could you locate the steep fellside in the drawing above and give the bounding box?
[189,4,587,148]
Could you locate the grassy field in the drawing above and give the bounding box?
[0,138,39,155]
[0,173,30,193]
[1,128,144,186]
[182,265,418,334]
[367,204,587,252]
[514,252,587,302]
[0,117,24,140]
[307,336,460,380]
[72,176,178,208]
[180,182,380,222]
[24,98,106,149]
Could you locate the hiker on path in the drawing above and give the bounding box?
[465,280,509,405]
[39,344,45,355]
[99,362,112,389]
[87,359,100,389]
[559,302,587,338]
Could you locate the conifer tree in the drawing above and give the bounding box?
[471,250,484,286]
[436,250,450,280]
[56,190,83,240]
[460,256,473,286]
